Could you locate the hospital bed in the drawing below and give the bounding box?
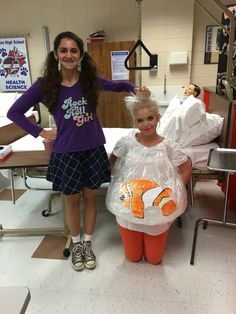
[187,92,231,204]
[0,90,231,204]
[144,90,231,205]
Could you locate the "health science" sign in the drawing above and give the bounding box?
[0,37,31,91]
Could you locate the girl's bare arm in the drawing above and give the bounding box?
[109,153,118,172]
[178,158,192,184]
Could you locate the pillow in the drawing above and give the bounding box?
[0,92,17,116]
[189,113,224,146]
[181,95,206,127]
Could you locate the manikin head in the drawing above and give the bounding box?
[183,83,201,97]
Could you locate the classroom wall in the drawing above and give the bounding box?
[0,0,230,125]
[0,0,138,83]
[141,0,194,87]
[192,0,219,88]
[0,0,196,86]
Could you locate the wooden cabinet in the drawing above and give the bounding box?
[87,41,136,128]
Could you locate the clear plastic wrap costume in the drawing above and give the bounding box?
[105,131,188,234]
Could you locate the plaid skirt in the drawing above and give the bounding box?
[46,146,111,195]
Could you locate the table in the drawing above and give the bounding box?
[0,150,69,237]
[0,286,31,314]
[0,150,48,204]
[190,148,236,265]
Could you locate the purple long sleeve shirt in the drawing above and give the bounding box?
[7,77,136,153]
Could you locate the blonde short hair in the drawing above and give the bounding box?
[125,95,159,121]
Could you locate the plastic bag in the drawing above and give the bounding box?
[105,141,187,227]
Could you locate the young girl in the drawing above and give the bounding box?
[106,94,192,264]
[7,31,149,271]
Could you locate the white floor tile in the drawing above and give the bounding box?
[0,177,236,313]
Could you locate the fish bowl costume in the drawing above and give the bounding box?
[105,131,188,235]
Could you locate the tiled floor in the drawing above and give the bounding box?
[0,175,236,314]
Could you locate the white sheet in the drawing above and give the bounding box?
[0,92,18,116]
[0,111,39,127]
[11,134,45,151]
[182,141,219,169]
[0,92,39,126]
[8,127,216,169]
[1,127,215,192]
[0,127,219,193]
[9,128,131,153]
[103,128,136,157]
[103,128,214,169]
[159,95,223,148]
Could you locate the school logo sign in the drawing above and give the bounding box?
[0,37,31,91]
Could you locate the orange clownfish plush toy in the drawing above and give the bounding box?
[119,179,176,219]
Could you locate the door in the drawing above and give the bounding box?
[87,41,136,127]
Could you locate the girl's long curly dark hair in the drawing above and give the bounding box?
[41,31,101,113]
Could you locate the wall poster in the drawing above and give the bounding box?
[111,51,129,81]
[0,37,31,91]
[204,25,221,64]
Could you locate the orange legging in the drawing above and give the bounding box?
[118,224,169,265]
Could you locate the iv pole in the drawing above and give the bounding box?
[124,1,157,85]
[137,0,142,86]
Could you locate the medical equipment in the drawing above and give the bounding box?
[190,148,236,265]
